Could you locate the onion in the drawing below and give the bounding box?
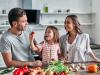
[28,71,36,75]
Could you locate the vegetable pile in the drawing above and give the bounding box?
[44,60,70,75]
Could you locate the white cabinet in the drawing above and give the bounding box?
[0,0,22,14]
[40,12,96,26]
[0,0,22,31]
[0,14,10,31]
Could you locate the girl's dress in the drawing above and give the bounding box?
[40,41,60,64]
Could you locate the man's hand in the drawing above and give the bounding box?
[32,60,42,67]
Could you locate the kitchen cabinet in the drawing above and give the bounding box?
[0,14,10,31]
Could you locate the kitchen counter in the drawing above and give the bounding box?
[90,43,100,49]
[1,62,100,75]
[0,68,100,75]
[72,71,100,75]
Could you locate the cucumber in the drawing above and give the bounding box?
[0,66,15,74]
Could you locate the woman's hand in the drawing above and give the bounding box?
[89,51,100,63]
[95,58,100,63]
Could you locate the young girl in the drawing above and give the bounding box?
[29,26,61,64]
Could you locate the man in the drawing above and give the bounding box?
[0,8,42,67]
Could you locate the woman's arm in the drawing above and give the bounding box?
[85,34,100,62]
[89,51,100,62]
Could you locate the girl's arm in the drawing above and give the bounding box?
[29,32,39,51]
[30,40,44,52]
[57,45,65,61]
[30,40,39,51]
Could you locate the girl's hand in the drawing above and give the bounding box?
[29,32,35,42]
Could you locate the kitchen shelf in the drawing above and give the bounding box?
[0,14,8,17]
[41,12,96,15]
[40,23,95,26]
[0,25,10,27]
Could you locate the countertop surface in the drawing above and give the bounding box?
[0,61,100,75]
[0,68,100,75]
[90,43,100,49]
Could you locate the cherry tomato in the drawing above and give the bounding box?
[53,72,59,75]
[60,71,67,75]
[31,32,35,35]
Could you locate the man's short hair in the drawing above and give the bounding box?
[8,8,26,26]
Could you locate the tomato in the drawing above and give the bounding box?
[31,32,35,35]
[60,71,67,75]
[53,72,59,75]
[22,65,30,73]
[13,68,24,75]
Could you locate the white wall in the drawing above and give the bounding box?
[92,0,100,44]
[24,0,92,13]
[0,0,94,42]
[0,0,22,14]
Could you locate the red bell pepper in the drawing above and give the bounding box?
[13,68,24,75]
[14,65,30,75]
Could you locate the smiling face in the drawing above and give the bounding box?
[8,8,28,31]
[45,28,54,42]
[64,17,75,32]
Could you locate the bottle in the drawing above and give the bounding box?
[43,3,48,13]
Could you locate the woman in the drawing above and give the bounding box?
[60,15,100,71]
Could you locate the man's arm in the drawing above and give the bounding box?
[1,52,42,67]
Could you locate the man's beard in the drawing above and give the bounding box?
[17,26,26,31]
